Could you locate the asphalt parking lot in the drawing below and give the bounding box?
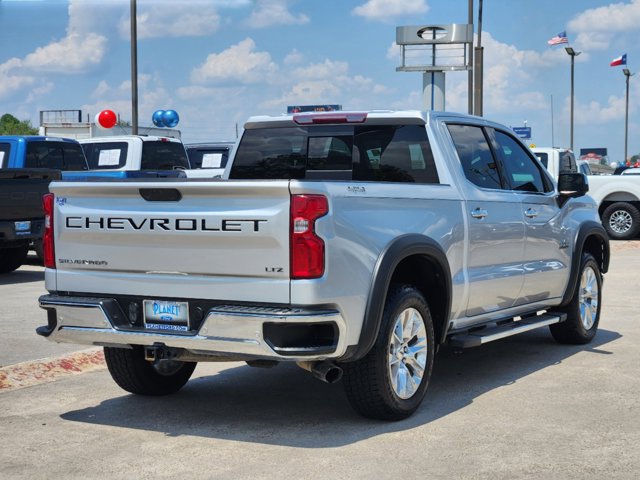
[1,244,639,479]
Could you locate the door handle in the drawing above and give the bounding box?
[524,208,538,218]
[471,208,488,219]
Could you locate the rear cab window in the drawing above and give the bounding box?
[82,142,129,169]
[0,142,10,168]
[229,124,439,184]
[25,141,88,170]
[141,141,190,170]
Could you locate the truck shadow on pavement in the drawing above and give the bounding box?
[61,328,620,447]
[0,269,43,285]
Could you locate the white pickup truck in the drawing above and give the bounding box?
[532,147,640,240]
[38,110,609,420]
[79,135,217,178]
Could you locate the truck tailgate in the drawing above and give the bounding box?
[49,180,291,304]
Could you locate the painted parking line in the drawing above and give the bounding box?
[0,348,105,392]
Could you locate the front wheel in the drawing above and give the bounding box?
[104,346,197,395]
[550,253,602,344]
[602,202,640,240]
[342,284,435,421]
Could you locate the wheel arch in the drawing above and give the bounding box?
[560,221,610,306]
[340,234,452,362]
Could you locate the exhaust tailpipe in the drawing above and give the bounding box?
[297,361,343,384]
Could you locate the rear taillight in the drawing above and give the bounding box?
[290,194,328,279]
[42,193,55,269]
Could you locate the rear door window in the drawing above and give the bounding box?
[447,124,503,190]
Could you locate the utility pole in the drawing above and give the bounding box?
[130,0,139,135]
[473,0,483,116]
[468,0,474,115]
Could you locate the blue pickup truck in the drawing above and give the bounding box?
[0,136,185,272]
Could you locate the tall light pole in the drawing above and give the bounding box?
[130,0,139,135]
[565,47,581,151]
[473,0,484,116]
[468,0,474,115]
[623,68,633,164]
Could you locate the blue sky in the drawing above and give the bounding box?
[0,0,638,162]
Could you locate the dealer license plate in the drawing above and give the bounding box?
[143,300,190,332]
[14,221,31,235]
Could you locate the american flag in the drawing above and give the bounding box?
[547,31,568,46]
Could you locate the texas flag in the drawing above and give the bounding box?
[610,54,627,67]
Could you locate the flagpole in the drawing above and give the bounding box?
[565,47,581,151]
[550,94,555,147]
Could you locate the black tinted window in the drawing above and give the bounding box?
[230,124,439,184]
[82,142,128,169]
[187,147,230,169]
[25,141,88,170]
[447,124,502,189]
[141,141,190,170]
[0,142,10,167]
[534,152,549,168]
[354,125,438,183]
[494,131,550,193]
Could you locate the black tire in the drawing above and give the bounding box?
[0,245,29,274]
[104,346,197,396]
[602,202,640,240]
[550,253,602,344]
[342,284,435,421]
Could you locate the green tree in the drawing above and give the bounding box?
[0,113,38,135]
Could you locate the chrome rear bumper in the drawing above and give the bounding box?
[38,294,347,361]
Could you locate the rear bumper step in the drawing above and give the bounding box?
[449,312,567,348]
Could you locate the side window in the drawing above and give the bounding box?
[534,152,549,168]
[0,142,10,167]
[494,131,550,193]
[141,141,190,170]
[447,124,502,189]
[354,125,439,183]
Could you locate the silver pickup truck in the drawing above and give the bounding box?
[37,110,609,420]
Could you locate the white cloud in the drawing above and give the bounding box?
[292,59,349,80]
[283,49,305,65]
[246,0,309,28]
[574,95,629,125]
[387,42,400,60]
[117,1,221,39]
[353,0,428,21]
[568,0,640,51]
[22,32,108,73]
[191,38,278,84]
[0,58,36,99]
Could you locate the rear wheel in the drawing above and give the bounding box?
[342,284,435,420]
[0,245,29,274]
[602,202,640,240]
[104,346,196,395]
[550,253,602,344]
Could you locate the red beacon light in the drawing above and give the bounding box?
[293,112,367,125]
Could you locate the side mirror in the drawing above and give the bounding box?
[558,172,588,198]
